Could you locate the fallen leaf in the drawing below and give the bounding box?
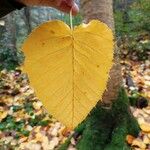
[140,123,150,133]
[126,135,135,145]
[0,111,8,122]
[33,101,43,110]
[132,139,146,149]
[143,135,150,144]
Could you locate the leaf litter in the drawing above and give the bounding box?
[0,69,72,150]
[0,59,149,150]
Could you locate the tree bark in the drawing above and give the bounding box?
[81,0,122,104]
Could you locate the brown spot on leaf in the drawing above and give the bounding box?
[50,30,55,34]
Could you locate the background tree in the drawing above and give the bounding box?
[81,0,122,104]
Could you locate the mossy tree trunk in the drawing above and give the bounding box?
[80,0,122,104]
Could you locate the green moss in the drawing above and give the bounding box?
[38,120,50,126]
[105,144,131,150]
[127,115,140,137]
[20,130,30,136]
[76,107,114,150]
[59,137,72,150]
[129,95,139,107]
[59,88,140,150]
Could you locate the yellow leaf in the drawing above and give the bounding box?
[126,135,135,145]
[132,139,146,149]
[22,20,114,128]
[140,123,150,133]
[0,111,8,122]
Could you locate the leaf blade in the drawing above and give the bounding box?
[22,20,114,128]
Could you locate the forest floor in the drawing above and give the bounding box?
[0,59,149,150]
[121,60,150,150]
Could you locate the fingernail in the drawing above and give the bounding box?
[72,3,79,15]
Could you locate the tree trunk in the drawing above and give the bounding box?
[80,0,122,104]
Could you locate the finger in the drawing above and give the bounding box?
[65,0,74,6]
[57,1,79,15]
[25,0,79,15]
[56,0,73,6]
[71,3,79,15]
[54,3,72,14]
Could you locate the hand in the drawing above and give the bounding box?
[18,0,79,15]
